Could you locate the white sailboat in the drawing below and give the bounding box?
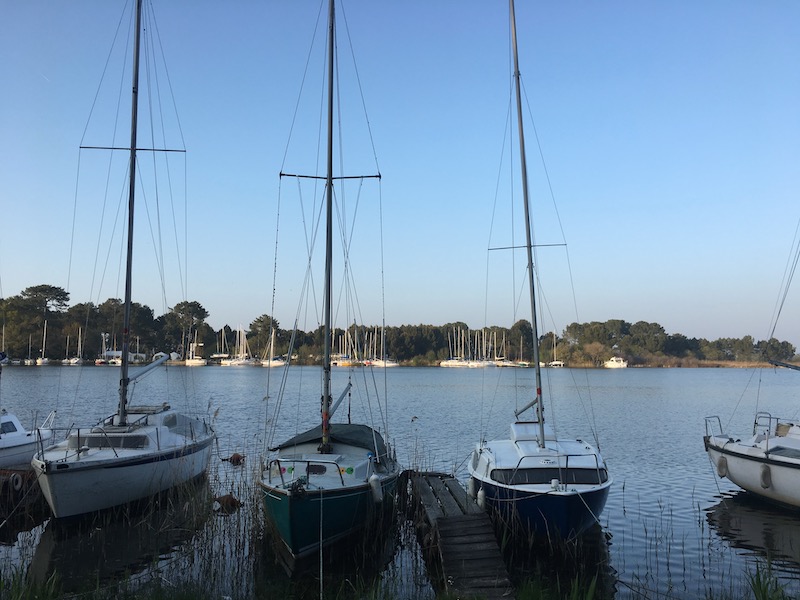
[220,326,256,366]
[704,216,800,507]
[440,326,470,367]
[467,0,611,539]
[259,0,400,560]
[35,320,49,365]
[184,330,207,367]
[67,328,84,366]
[31,0,215,518]
[261,328,285,368]
[23,335,34,366]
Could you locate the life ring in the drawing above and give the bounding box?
[760,464,772,489]
[716,456,728,478]
[10,473,23,492]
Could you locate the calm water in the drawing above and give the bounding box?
[1,364,800,598]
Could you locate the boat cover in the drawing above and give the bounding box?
[273,423,388,459]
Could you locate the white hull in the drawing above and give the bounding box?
[603,357,627,368]
[220,358,257,366]
[32,408,214,518]
[440,359,469,368]
[0,411,55,470]
[184,358,207,366]
[371,359,399,368]
[705,420,800,508]
[0,437,51,470]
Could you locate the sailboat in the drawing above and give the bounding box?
[23,335,34,366]
[67,328,84,366]
[704,218,800,507]
[259,0,401,561]
[31,0,215,519]
[261,328,285,368]
[220,326,256,366]
[184,330,207,367]
[467,0,611,539]
[35,320,49,365]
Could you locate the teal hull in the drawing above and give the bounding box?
[260,474,398,559]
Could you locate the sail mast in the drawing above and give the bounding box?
[119,0,143,426]
[319,0,335,453]
[510,0,545,446]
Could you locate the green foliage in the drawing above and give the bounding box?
[747,562,791,600]
[0,284,796,365]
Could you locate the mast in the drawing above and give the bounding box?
[119,0,143,426]
[510,0,546,446]
[319,0,335,453]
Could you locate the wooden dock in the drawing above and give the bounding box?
[405,471,514,600]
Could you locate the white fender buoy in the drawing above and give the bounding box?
[476,487,486,510]
[717,456,728,478]
[760,464,772,489]
[369,474,383,503]
[467,477,476,499]
[10,473,22,492]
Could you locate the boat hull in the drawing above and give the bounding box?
[705,435,800,508]
[473,476,610,538]
[0,412,55,470]
[0,435,52,470]
[32,431,214,518]
[260,473,398,559]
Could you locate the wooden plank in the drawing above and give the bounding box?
[427,475,464,517]
[441,534,498,547]
[412,475,444,524]
[438,512,489,526]
[441,552,508,567]
[438,517,493,534]
[441,539,500,553]
[443,476,483,514]
[409,471,515,599]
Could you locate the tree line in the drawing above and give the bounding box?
[0,285,795,367]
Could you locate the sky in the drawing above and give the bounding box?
[1,1,800,347]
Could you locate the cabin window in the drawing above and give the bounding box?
[491,467,608,485]
[77,434,149,449]
[307,464,327,475]
[1,421,18,434]
[768,446,800,460]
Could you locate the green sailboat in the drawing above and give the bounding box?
[258,0,400,561]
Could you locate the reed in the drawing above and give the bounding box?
[4,457,800,599]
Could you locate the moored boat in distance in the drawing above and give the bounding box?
[603,356,627,368]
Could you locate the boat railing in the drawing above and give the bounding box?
[73,427,121,458]
[754,412,779,437]
[704,416,724,437]
[505,451,607,487]
[268,456,350,487]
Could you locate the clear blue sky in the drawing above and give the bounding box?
[1,1,799,347]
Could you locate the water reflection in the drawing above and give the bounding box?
[707,491,800,576]
[0,499,48,547]
[28,478,211,592]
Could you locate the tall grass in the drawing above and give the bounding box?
[2,461,799,599]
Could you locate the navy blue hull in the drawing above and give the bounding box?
[475,478,610,539]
